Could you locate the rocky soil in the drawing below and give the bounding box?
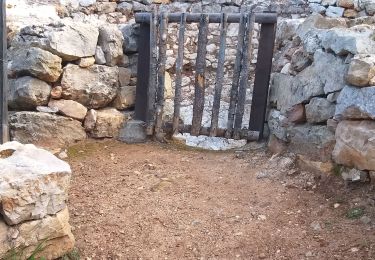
[67,140,375,259]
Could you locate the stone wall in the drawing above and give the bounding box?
[5,0,311,151]
[269,12,375,180]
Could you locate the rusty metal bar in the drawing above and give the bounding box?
[249,22,277,140]
[172,13,187,135]
[210,13,228,137]
[191,14,209,136]
[225,13,246,139]
[233,13,255,140]
[135,15,151,122]
[135,12,277,24]
[155,12,169,135]
[1,0,9,143]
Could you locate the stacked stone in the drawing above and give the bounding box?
[308,0,375,18]
[7,17,134,150]
[269,13,375,179]
[0,142,74,259]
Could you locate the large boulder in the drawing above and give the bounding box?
[346,54,375,87]
[48,99,88,121]
[333,120,375,171]
[90,108,127,138]
[270,50,347,112]
[305,97,335,123]
[13,22,99,61]
[287,125,335,162]
[321,25,375,55]
[335,85,375,120]
[0,142,71,225]
[98,25,124,66]
[61,64,119,109]
[0,208,74,259]
[9,112,86,150]
[8,47,62,82]
[8,76,51,111]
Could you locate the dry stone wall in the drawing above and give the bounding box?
[269,12,375,181]
[6,0,310,151]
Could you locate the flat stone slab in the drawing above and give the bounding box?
[0,142,71,225]
[173,133,247,151]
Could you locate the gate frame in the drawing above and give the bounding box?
[134,12,277,141]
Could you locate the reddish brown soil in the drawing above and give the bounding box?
[67,140,375,259]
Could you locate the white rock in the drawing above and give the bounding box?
[0,142,71,225]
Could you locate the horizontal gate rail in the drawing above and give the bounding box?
[135,13,277,24]
[134,11,277,141]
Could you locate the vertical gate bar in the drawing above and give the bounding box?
[225,13,246,139]
[210,13,228,137]
[233,13,255,140]
[135,16,151,122]
[146,10,159,135]
[154,12,169,135]
[172,13,187,135]
[0,0,8,143]
[249,22,277,140]
[191,14,209,136]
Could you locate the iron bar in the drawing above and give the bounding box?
[191,14,209,136]
[225,13,246,139]
[0,0,9,143]
[135,15,151,122]
[249,22,277,140]
[233,13,255,140]
[172,13,186,135]
[135,12,277,24]
[210,13,228,137]
[154,12,169,135]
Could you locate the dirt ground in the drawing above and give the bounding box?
[66,140,375,259]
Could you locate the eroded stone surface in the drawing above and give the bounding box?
[0,142,71,225]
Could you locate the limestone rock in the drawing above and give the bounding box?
[325,6,345,17]
[333,120,375,171]
[48,99,88,121]
[0,208,74,259]
[77,57,95,68]
[283,104,306,124]
[118,120,147,144]
[98,25,124,66]
[268,109,287,141]
[13,21,99,61]
[9,112,86,150]
[321,25,375,55]
[346,55,375,87]
[335,85,375,120]
[120,23,139,54]
[306,97,335,123]
[337,0,355,8]
[290,47,312,72]
[270,50,347,112]
[95,46,106,65]
[8,47,62,82]
[8,76,51,111]
[119,67,131,87]
[61,64,119,109]
[51,86,62,99]
[111,86,136,110]
[287,125,335,162]
[0,142,71,225]
[84,109,97,132]
[359,0,375,15]
[91,108,127,138]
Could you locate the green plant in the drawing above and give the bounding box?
[346,207,365,220]
[61,248,80,260]
[1,239,48,260]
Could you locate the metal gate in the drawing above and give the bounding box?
[134,12,277,141]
